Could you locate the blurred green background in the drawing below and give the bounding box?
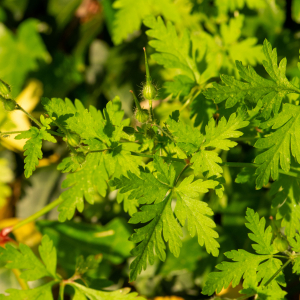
[0,0,300,299]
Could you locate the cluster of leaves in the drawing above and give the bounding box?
[1,1,300,299]
[0,235,144,300]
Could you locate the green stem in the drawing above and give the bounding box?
[237,258,292,300]
[273,255,291,259]
[51,118,68,135]
[231,136,259,142]
[0,130,28,137]
[48,130,64,137]
[220,162,300,178]
[16,104,43,128]
[152,124,175,143]
[12,269,29,290]
[129,151,184,162]
[130,90,142,111]
[88,148,111,153]
[143,47,152,83]
[174,164,190,186]
[12,198,63,231]
[149,99,153,121]
[264,258,292,287]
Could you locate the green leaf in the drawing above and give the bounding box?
[254,104,300,188]
[66,97,125,145]
[240,283,287,300]
[166,111,203,155]
[245,208,277,255]
[270,175,300,238]
[202,111,249,150]
[58,152,108,222]
[74,254,102,277]
[0,282,55,300]
[70,282,145,300]
[287,233,300,275]
[128,191,182,281]
[219,15,264,70]
[216,0,266,14]
[110,167,170,205]
[204,40,300,119]
[41,97,81,128]
[153,153,176,186]
[113,155,219,281]
[191,150,223,178]
[112,0,194,46]
[175,175,219,256]
[163,75,195,101]
[38,235,58,279]
[38,218,133,267]
[15,127,56,178]
[0,235,57,281]
[190,93,215,133]
[202,208,284,296]
[202,250,270,295]
[144,15,200,83]
[288,233,300,252]
[0,19,50,97]
[116,192,139,216]
[191,111,248,177]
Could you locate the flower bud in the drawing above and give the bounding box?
[130,90,149,123]
[0,79,11,99]
[142,47,157,100]
[142,82,157,100]
[135,109,149,123]
[66,131,81,147]
[273,236,289,252]
[3,99,16,111]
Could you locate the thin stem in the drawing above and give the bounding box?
[0,130,28,137]
[273,255,291,259]
[16,104,43,128]
[12,269,29,290]
[48,130,64,137]
[231,137,259,141]
[152,124,176,143]
[237,258,292,300]
[12,198,63,232]
[174,164,190,186]
[264,258,292,287]
[59,282,65,300]
[149,100,153,121]
[130,90,142,111]
[129,151,184,162]
[143,47,151,83]
[51,118,68,135]
[220,162,300,178]
[88,148,111,153]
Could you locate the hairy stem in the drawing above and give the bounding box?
[149,99,153,121]
[16,104,43,128]
[0,130,29,137]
